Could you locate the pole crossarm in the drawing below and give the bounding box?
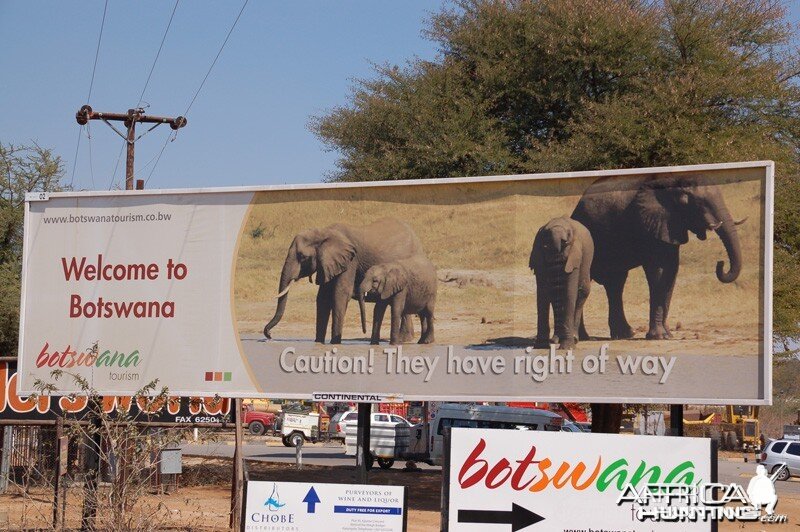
[74,104,187,190]
[76,105,187,130]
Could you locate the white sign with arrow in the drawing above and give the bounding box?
[244,480,406,531]
[445,428,712,531]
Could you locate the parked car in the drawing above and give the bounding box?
[562,421,587,433]
[343,411,413,469]
[428,403,563,465]
[759,439,800,480]
[242,405,277,436]
[336,410,359,440]
[328,411,347,442]
[337,410,412,439]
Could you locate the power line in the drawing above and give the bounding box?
[183,0,249,118]
[68,127,83,189]
[86,0,108,104]
[142,135,173,186]
[145,0,249,187]
[108,0,180,190]
[137,0,180,107]
[108,143,125,190]
[70,0,109,189]
[86,124,96,188]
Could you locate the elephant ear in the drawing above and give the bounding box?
[633,178,689,245]
[380,264,405,300]
[316,232,356,284]
[529,228,545,274]
[564,236,582,273]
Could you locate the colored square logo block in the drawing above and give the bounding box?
[204,372,213,381]
[214,372,223,381]
[224,372,232,382]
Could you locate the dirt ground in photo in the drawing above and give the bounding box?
[3,458,800,530]
[0,458,444,531]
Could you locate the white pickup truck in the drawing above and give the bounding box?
[343,412,413,469]
[280,411,321,447]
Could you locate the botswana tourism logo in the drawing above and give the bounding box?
[35,342,142,381]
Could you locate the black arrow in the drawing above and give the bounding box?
[458,503,544,531]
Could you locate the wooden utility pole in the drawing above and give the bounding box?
[356,403,372,484]
[75,105,187,189]
[229,398,244,530]
[53,417,67,530]
[68,108,170,528]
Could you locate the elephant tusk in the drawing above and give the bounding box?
[708,221,723,231]
[276,279,294,299]
[734,217,748,226]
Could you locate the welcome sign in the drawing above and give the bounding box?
[17,162,772,403]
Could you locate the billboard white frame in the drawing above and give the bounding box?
[18,160,774,404]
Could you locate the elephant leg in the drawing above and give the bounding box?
[389,298,406,345]
[574,280,590,343]
[419,308,434,344]
[643,248,679,340]
[557,273,578,350]
[534,275,551,348]
[604,272,634,340]
[330,268,357,344]
[662,257,679,337]
[315,283,334,343]
[370,302,388,345]
[399,315,415,343]
[425,312,435,344]
[578,311,590,341]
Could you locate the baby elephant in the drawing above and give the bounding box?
[360,255,437,345]
[529,217,593,350]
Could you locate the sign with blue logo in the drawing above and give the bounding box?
[245,480,406,531]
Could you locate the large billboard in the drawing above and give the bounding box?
[17,161,773,403]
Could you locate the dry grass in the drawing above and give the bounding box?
[234,168,764,354]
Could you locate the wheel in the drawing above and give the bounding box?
[289,432,304,447]
[377,458,394,470]
[772,465,790,481]
[248,421,265,436]
[281,436,292,447]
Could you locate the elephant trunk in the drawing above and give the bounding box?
[264,254,301,339]
[713,205,743,284]
[358,289,367,334]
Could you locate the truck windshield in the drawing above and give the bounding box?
[436,417,540,434]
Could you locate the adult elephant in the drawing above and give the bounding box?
[263,217,423,344]
[571,174,745,340]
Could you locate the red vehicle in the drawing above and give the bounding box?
[242,404,277,436]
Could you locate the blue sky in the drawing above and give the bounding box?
[0,1,446,190]
[1,1,798,191]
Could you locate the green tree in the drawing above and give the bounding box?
[314,0,800,430]
[0,142,64,355]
